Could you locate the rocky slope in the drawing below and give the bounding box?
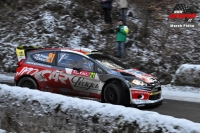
[0,0,199,84]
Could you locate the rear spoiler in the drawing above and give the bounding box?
[16,46,40,61]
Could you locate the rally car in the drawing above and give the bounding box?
[14,46,163,107]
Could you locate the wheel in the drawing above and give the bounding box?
[104,83,125,105]
[17,77,38,89]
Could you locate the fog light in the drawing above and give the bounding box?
[137,94,142,99]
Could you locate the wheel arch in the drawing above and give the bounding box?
[101,78,131,104]
[16,75,39,88]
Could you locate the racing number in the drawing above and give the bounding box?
[46,53,55,63]
[89,72,96,78]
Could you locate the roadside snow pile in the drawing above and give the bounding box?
[0,129,6,133]
[0,84,200,133]
[172,64,200,87]
[162,84,200,103]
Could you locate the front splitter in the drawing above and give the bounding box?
[131,97,163,107]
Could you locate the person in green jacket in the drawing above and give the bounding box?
[115,19,129,58]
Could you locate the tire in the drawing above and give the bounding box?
[104,83,125,105]
[17,77,38,89]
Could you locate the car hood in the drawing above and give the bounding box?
[116,68,158,84]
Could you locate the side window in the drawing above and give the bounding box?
[57,52,74,68]
[32,52,55,64]
[57,52,94,72]
[81,58,94,72]
[97,66,106,74]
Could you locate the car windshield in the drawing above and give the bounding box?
[88,53,130,70]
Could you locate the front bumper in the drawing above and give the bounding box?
[129,87,163,107]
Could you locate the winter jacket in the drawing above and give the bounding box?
[116,25,129,42]
[101,0,113,9]
[116,0,128,8]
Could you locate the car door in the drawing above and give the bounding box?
[56,51,101,98]
[30,51,57,92]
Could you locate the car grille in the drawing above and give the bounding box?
[151,87,161,92]
[149,93,161,100]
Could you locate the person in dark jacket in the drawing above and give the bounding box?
[101,0,113,24]
[115,19,129,58]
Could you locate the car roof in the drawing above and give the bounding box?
[62,47,99,55]
[30,47,100,57]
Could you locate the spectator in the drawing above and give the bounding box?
[115,19,129,58]
[116,0,128,25]
[101,0,113,24]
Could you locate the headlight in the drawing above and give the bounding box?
[131,79,147,86]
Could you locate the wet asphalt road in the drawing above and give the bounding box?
[1,82,200,123]
[143,99,200,123]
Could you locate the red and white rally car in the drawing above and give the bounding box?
[14,46,163,107]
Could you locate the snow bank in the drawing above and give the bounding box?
[0,73,14,83]
[0,129,6,133]
[0,84,200,133]
[172,64,200,87]
[162,84,200,103]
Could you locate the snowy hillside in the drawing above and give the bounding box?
[0,0,199,84]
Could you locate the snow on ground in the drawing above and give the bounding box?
[0,73,14,83]
[0,73,200,132]
[172,64,200,87]
[0,84,200,133]
[162,84,200,103]
[0,129,6,133]
[1,73,200,103]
